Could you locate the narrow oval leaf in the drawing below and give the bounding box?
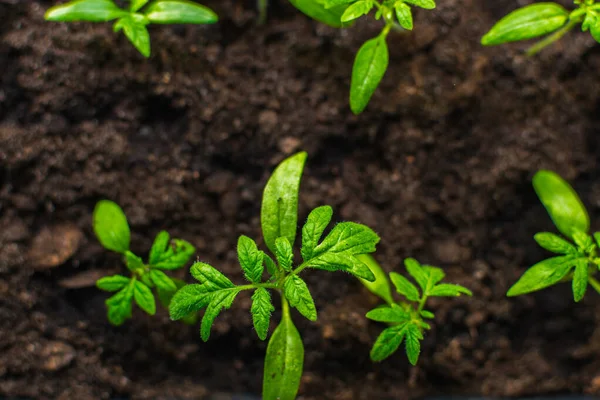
[395,3,413,30]
[97,275,131,292]
[149,269,177,292]
[93,200,130,253]
[169,284,211,320]
[130,0,149,12]
[283,275,317,321]
[365,305,411,323]
[144,0,218,24]
[276,237,294,272]
[404,258,428,291]
[370,324,406,362]
[133,281,156,315]
[341,0,372,22]
[356,254,393,304]
[534,232,577,254]
[481,3,569,46]
[149,231,170,265]
[125,251,144,272]
[261,152,307,254]
[152,239,195,270]
[404,0,435,9]
[251,288,274,340]
[190,262,235,289]
[428,283,472,297]
[238,235,264,283]
[533,170,589,240]
[301,205,333,261]
[404,323,423,366]
[507,256,577,296]
[200,290,239,341]
[263,311,304,400]
[116,16,151,58]
[106,286,134,326]
[591,22,600,43]
[45,0,128,22]
[350,35,388,114]
[288,0,349,28]
[389,272,420,301]
[572,258,589,302]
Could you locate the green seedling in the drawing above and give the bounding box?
[93,200,196,325]
[481,1,600,56]
[287,0,437,114]
[357,254,472,365]
[507,170,600,302]
[45,0,218,57]
[169,152,380,400]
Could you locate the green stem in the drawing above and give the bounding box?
[257,0,267,25]
[417,295,428,313]
[526,19,580,56]
[237,282,279,291]
[281,294,291,319]
[589,276,600,294]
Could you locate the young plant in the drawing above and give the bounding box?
[287,0,437,114]
[507,170,600,302]
[357,254,472,364]
[481,1,600,56]
[93,200,196,325]
[169,152,380,400]
[45,0,218,57]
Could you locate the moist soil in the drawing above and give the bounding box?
[2,0,600,399]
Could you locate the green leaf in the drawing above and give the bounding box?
[404,0,435,9]
[169,284,212,320]
[356,254,394,304]
[251,288,274,340]
[573,231,595,253]
[404,258,428,292]
[350,35,388,114]
[114,15,151,57]
[389,272,420,301]
[288,0,350,28]
[130,0,149,12]
[149,231,170,265]
[323,0,354,7]
[45,0,128,22]
[420,310,434,319]
[152,239,195,270]
[534,232,577,254]
[93,200,130,253]
[301,205,333,261]
[276,237,294,272]
[143,0,218,24]
[313,222,379,258]
[404,322,423,365]
[264,254,278,276]
[572,258,589,302]
[428,283,472,297]
[309,252,375,281]
[481,3,569,46]
[366,304,411,323]
[190,262,235,290]
[133,281,156,315]
[96,275,130,291]
[149,269,177,292]
[106,280,135,325]
[395,3,413,30]
[157,277,186,307]
[283,275,317,321]
[125,251,144,272]
[200,290,240,341]
[590,21,600,43]
[237,235,264,283]
[263,310,304,400]
[507,256,578,296]
[370,323,406,362]
[533,170,589,240]
[341,0,372,22]
[261,152,307,255]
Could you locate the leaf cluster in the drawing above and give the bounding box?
[481,1,600,56]
[93,200,196,325]
[507,170,600,302]
[45,0,218,57]
[359,255,471,365]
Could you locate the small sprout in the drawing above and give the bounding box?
[169,152,380,400]
[93,201,196,325]
[45,0,218,57]
[360,257,472,365]
[507,170,600,302]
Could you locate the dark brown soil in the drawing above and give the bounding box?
[3,0,600,398]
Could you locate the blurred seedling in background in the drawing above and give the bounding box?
[93,200,196,325]
[45,0,218,57]
[357,255,472,364]
[481,1,600,56]
[507,170,600,302]
[169,152,380,400]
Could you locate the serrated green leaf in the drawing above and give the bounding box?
[301,206,333,261]
[389,272,420,301]
[264,254,278,276]
[423,266,445,288]
[238,235,264,283]
[350,34,388,114]
[276,237,294,272]
[263,309,304,400]
[261,152,307,255]
[572,258,589,302]
[534,232,577,254]
[370,323,407,362]
[573,231,595,253]
[308,252,376,281]
[130,0,149,12]
[583,12,597,31]
[106,280,135,325]
[200,290,240,341]
[395,3,413,30]
[190,262,235,289]
[45,0,128,22]
[356,254,393,304]
[313,222,379,258]
[143,0,218,24]
[149,269,176,292]
[114,15,151,57]
[429,283,472,297]
[157,277,186,308]
[289,0,350,28]
[283,275,317,321]
[404,0,435,9]
[420,310,434,319]
[341,0,372,22]
[96,275,130,292]
[149,231,170,265]
[404,322,423,365]
[591,21,600,43]
[404,258,427,291]
[93,200,130,253]
[251,288,274,340]
[152,239,195,270]
[507,256,578,296]
[366,304,411,323]
[169,283,212,320]
[481,3,569,46]
[125,251,144,272]
[133,281,156,315]
[533,170,589,241]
